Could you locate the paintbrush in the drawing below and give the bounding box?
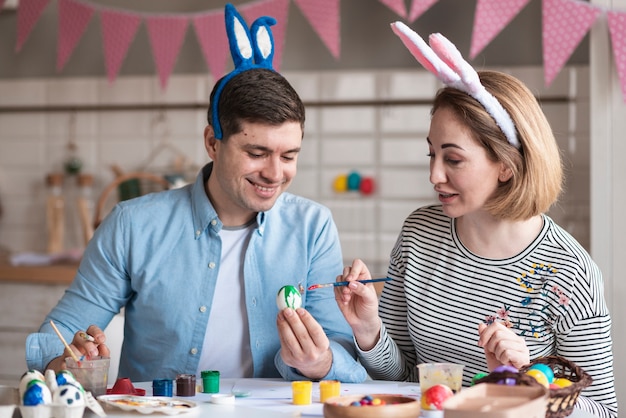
[49,320,81,367]
[307,277,392,291]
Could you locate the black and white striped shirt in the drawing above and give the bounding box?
[359,205,617,417]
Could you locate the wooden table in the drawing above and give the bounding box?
[0,260,77,285]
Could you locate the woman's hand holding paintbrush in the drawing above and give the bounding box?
[46,321,110,372]
[333,259,385,351]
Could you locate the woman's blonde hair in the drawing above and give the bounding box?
[431,70,563,221]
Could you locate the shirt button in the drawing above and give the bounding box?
[255,341,260,348]
[199,306,207,313]
[195,230,201,236]
[211,220,217,226]
[190,348,198,355]
[208,262,216,269]
[252,298,257,307]
[258,226,264,233]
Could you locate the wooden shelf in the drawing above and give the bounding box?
[0,262,77,285]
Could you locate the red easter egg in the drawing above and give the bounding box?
[360,177,375,195]
[421,384,454,410]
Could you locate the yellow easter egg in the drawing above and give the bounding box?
[553,377,573,388]
[525,369,549,388]
[333,174,348,192]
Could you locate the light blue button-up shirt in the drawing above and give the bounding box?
[26,163,367,383]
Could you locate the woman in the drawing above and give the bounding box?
[335,25,617,417]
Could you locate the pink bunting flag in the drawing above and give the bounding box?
[241,0,290,71]
[100,10,142,83]
[378,0,407,19]
[146,15,189,90]
[542,0,601,87]
[408,0,439,23]
[15,0,50,52]
[469,0,531,59]
[57,0,95,72]
[293,0,340,59]
[608,11,626,102]
[192,11,229,82]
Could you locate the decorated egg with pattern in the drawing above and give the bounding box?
[276,285,302,310]
[19,370,45,398]
[23,380,52,406]
[53,383,85,406]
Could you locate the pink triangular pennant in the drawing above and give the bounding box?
[57,0,95,72]
[240,0,290,72]
[408,0,439,23]
[470,0,531,59]
[100,10,142,83]
[542,0,601,87]
[146,15,189,90]
[15,0,50,52]
[378,0,407,19]
[608,11,626,102]
[192,11,229,82]
[293,0,340,59]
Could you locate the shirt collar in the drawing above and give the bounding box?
[191,162,268,238]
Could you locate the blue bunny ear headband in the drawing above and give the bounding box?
[390,22,520,149]
[212,3,277,139]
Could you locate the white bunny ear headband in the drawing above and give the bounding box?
[390,22,520,149]
[212,3,277,139]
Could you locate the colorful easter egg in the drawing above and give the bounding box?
[19,370,45,398]
[471,372,488,386]
[359,177,375,195]
[347,171,361,191]
[553,378,573,388]
[56,370,80,389]
[333,174,348,192]
[493,365,518,385]
[53,384,85,406]
[23,380,52,406]
[420,384,454,410]
[525,369,549,388]
[276,285,302,310]
[529,364,555,383]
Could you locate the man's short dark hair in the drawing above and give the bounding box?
[208,68,305,139]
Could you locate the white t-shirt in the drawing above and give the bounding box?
[197,222,255,378]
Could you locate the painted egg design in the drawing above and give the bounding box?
[53,383,85,406]
[19,370,45,398]
[22,380,52,406]
[276,285,302,310]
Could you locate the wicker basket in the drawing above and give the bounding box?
[476,356,592,418]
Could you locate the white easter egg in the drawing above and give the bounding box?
[53,384,85,406]
[276,285,302,310]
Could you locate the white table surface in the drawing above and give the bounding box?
[89,378,598,418]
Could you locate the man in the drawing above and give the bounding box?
[25,4,366,384]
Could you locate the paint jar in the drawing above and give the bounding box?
[201,370,220,394]
[152,378,173,397]
[291,381,312,405]
[175,374,196,397]
[319,380,341,402]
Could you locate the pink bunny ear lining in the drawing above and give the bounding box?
[391,22,439,76]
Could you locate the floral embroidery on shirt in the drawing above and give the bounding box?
[483,262,570,338]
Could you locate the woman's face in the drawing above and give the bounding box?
[427,106,507,219]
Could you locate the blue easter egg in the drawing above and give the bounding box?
[347,171,361,191]
[23,380,52,406]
